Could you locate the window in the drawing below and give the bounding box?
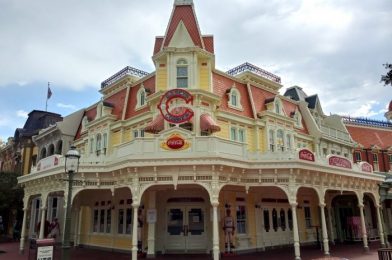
[274,98,284,115]
[238,129,245,142]
[263,209,270,232]
[93,200,111,234]
[287,208,293,230]
[389,154,392,171]
[48,144,54,156]
[269,129,275,152]
[40,148,47,159]
[294,110,302,128]
[103,133,107,154]
[133,129,145,139]
[323,148,328,156]
[354,151,361,161]
[280,209,286,231]
[304,206,312,228]
[136,87,146,108]
[96,134,102,155]
[277,129,284,152]
[227,87,242,110]
[272,208,278,231]
[118,199,133,234]
[286,134,291,151]
[176,59,188,88]
[236,205,247,234]
[373,153,379,171]
[230,127,237,141]
[230,126,245,142]
[90,138,94,154]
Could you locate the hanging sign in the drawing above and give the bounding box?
[328,155,352,169]
[298,149,315,162]
[157,89,194,124]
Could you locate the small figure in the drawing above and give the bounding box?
[48,218,60,241]
[13,220,21,241]
[223,209,235,253]
[137,208,144,254]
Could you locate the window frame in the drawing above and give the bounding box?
[176,59,188,88]
[227,87,243,110]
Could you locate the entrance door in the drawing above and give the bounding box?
[165,206,206,252]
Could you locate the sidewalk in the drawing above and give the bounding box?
[0,240,381,260]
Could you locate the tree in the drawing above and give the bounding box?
[0,172,24,235]
[381,63,392,86]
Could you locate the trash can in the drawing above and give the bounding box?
[28,238,55,260]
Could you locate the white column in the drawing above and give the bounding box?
[319,204,330,255]
[376,205,386,247]
[147,191,156,257]
[39,206,47,239]
[212,202,220,260]
[326,206,335,245]
[19,208,28,254]
[359,204,369,251]
[291,203,301,260]
[132,203,139,260]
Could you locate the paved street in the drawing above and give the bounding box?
[0,240,382,260]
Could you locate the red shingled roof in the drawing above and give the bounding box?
[153,37,164,55]
[346,125,392,149]
[202,36,214,53]
[163,5,203,48]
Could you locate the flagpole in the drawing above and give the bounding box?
[46,82,50,111]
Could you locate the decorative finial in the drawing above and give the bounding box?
[174,0,193,6]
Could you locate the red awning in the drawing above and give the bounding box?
[200,113,221,133]
[144,114,164,134]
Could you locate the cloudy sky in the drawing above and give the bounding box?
[0,0,391,141]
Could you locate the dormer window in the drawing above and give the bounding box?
[274,98,284,115]
[176,59,188,88]
[136,85,147,108]
[293,109,303,128]
[227,86,242,110]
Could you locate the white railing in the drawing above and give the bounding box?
[320,125,351,142]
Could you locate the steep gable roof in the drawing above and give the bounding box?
[154,1,214,55]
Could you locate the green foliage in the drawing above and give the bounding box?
[381,63,392,86]
[0,172,24,212]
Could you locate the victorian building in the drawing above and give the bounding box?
[17,1,386,260]
[343,101,392,241]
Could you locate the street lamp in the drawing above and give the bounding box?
[62,146,80,260]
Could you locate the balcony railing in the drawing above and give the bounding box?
[320,125,351,142]
[226,62,281,83]
[30,136,381,178]
[101,66,149,89]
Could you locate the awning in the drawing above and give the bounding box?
[144,114,164,134]
[200,113,221,133]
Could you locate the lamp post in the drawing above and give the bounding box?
[61,146,80,260]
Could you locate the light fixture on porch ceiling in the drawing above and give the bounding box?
[62,146,80,260]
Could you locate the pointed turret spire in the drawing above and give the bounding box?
[153,0,214,55]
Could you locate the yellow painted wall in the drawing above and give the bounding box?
[246,193,257,247]
[123,128,131,143]
[156,66,167,92]
[215,120,229,139]
[198,59,210,91]
[23,146,32,175]
[89,234,113,246]
[259,129,266,152]
[247,127,255,152]
[111,130,121,147]
[79,206,91,244]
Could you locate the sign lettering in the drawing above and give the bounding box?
[328,156,352,169]
[299,149,315,162]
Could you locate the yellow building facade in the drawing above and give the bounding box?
[18,1,386,260]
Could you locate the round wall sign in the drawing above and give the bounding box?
[157,89,194,124]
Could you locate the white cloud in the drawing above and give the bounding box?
[16,110,28,118]
[57,103,77,110]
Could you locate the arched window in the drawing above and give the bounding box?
[274,98,284,115]
[48,144,55,156]
[293,109,303,128]
[176,59,188,88]
[56,140,63,155]
[277,129,284,151]
[228,87,242,110]
[40,148,47,159]
[269,129,275,152]
[136,86,146,108]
